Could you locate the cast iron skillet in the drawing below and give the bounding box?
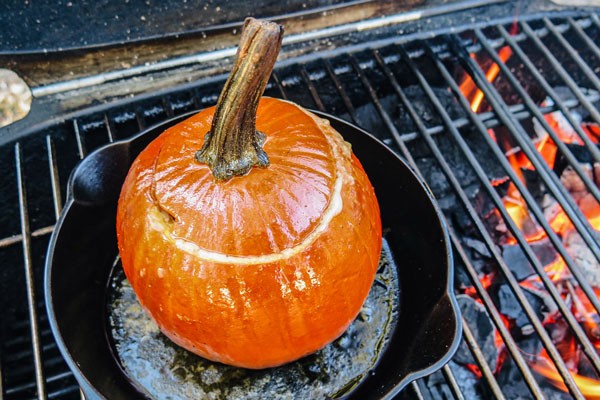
[45,109,461,399]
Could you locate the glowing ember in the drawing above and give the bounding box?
[459,46,513,113]
[464,273,495,297]
[465,363,483,379]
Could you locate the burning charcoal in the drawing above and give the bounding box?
[559,165,600,224]
[564,230,600,287]
[454,295,499,372]
[501,240,558,282]
[494,284,546,334]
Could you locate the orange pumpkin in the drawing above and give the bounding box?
[116,18,381,369]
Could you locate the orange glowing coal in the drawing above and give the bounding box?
[459,46,513,113]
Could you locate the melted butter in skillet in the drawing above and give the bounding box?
[107,238,399,400]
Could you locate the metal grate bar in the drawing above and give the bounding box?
[300,67,326,112]
[46,136,63,220]
[452,31,600,264]
[520,21,600,126]
[543,18,600,93]
[161,97,174,118]
[460,316,506,400]
[475,27,600,200]
[135,111,147,131]
[271,72,289,101]
[497,24,600,167]
[5,370,71,396]
[592,13,600,34]
[323,59,359,124]
[472,28,600,315]
[15,143,47,400]
[103,113,115,143]
[401,40,600,379]
[0,225,55,249]
[366,49,542,398]
[396,45,585,395]
[410,381,425,400]
[72,120,86,160]
[567,17,600,63]
[47,385,81,399]
[441,364,465,400]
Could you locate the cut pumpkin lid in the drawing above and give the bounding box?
[151,98,345,257]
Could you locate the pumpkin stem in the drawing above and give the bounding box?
[196,18,284,181]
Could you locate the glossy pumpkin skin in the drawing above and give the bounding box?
[116,97,382,369]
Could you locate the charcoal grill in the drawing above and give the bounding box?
[2,0,600,399]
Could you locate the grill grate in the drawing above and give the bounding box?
[2,10,600,400]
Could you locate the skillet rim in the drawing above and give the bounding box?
[44,107,462,399]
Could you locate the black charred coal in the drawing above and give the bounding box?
[396,85,466,133]
[554,142,600,177]
[463,237,492,259]
[454,295,500,372]
[493,283,546,333]
[501,240,558,281]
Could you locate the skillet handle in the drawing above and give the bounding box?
[69,142,131,206]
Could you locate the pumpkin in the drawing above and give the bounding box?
[116,18,382,369]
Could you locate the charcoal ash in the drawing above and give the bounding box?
[546,87,600,124]
[563,230,600,287]
[454,295,500,372]
[560,163,600,204]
